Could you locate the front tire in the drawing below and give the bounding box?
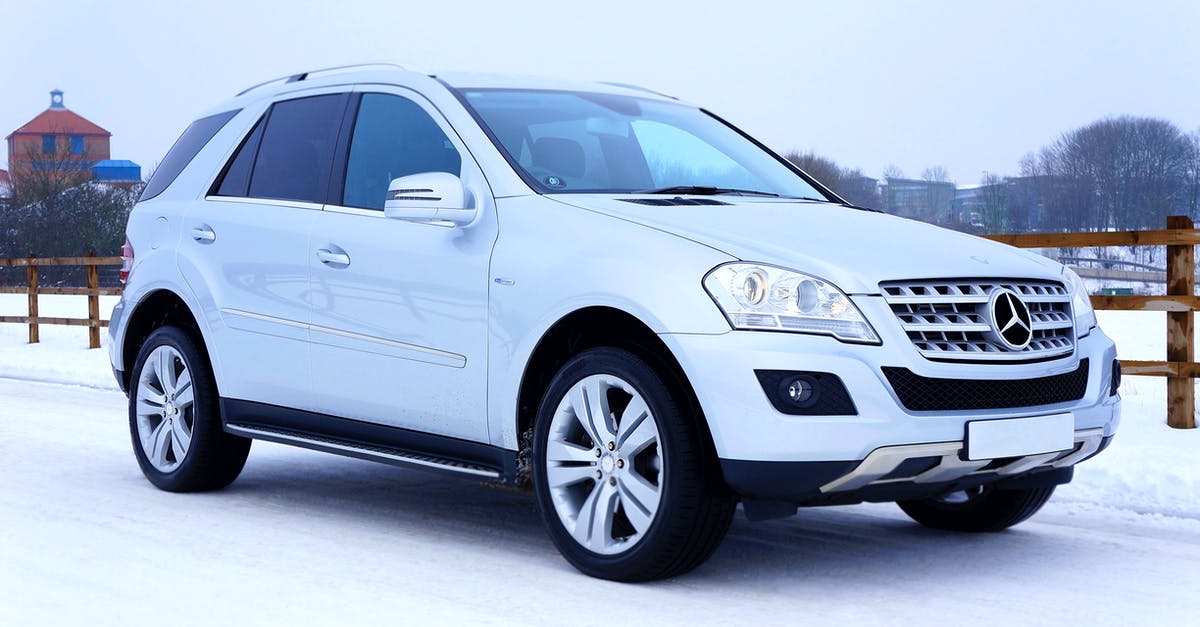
[897,484,1056,532]
[532,347,735,582]
[129,326,250,492]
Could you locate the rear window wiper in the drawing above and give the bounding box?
[635,185,780,198]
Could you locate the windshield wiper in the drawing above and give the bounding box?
[635,185,780,198]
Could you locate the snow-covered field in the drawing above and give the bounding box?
[1,295,1198,625]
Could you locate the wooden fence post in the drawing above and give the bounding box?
[1166,215,1196,429]
[27,253,39,344]
[86,252,101,349]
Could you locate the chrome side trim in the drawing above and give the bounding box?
[204,196,325,211]
[219,308,467,367]
[221,308,307,330]
[307,324,466,367]
[322,204,386,218]
[224,424,499,479]
[820,427,1106,494]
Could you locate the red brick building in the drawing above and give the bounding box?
[6,90,111,185]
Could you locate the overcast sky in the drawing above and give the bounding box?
[3,0,1198,184]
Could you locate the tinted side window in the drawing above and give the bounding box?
[212,117,265,197]
[342,94,462,210]
[141,109,240,201]
[248,94,346,203]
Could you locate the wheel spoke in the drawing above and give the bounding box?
[573,481,619,552]
[545,440,597,464]
[546,463,596,488]
[156,349,177,395]
[171,417,192,458]
[619,485,655,535]
[173,370,194,410]
[617,402,656,455]
[582,378,615,444]
[149,420,171,467]
[135,396,164,417]
[618,471,661,523]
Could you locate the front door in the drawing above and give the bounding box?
[306,88,497,442]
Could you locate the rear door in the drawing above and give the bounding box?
[177,90,349,408]
[305,87,497,442]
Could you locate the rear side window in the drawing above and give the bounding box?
[212,117,265,197]
[247,94,347,203]
[141,109,240,201]
[342,93,462,210]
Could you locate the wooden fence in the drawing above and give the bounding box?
[0,254,123,349]
[984,215,1198,429]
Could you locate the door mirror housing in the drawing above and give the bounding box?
[383,172,475,226]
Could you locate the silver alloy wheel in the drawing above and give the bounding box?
[135,345,195,473]
[545,374,664,555]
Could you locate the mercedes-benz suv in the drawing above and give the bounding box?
[109,64,1120,581]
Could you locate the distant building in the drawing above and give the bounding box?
[5,90,139,190]
[882,177,956,223]
[92,159,142,183]
[0,168,11,199]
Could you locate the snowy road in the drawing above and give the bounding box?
[1,378,1197,626]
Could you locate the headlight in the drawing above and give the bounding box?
[703,263,880,343]
[1063,267,1097,338]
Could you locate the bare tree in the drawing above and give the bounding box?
[979,173,1008,232]
[785,150,881,208]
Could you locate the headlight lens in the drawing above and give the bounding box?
[703,263,880,343]
[1063,267,1097,338]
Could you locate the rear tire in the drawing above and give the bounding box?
[532,347,736,582]
[897,484,1055,532]
[128,326,250,492]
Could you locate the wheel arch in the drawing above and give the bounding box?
[514,306,720,480]
[120,289,212,392]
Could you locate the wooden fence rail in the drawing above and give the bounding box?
[983,215,1198,429]
[0,253,123,349]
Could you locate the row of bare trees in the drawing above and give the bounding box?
[791,115,1200,233]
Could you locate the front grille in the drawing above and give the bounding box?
[882,358,1089,411]
[880,278,1074,363]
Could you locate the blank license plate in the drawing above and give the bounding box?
[966,413,1074,461]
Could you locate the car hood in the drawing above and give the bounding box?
[548,195,1063,294]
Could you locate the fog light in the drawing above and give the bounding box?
[782,375,818,407]
[754,370,857,416]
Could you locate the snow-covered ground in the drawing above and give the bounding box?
[1,295,1198,624]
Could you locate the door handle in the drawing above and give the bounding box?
[191,226,216,242]
[316,248,351,267]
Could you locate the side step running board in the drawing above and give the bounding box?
[225,423,501,479]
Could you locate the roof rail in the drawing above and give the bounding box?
[599,81,677,100]
[236,63,407,97]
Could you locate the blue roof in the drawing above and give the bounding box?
[93,159,140,168]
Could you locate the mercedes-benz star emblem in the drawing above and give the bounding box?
[988,288,1033,350]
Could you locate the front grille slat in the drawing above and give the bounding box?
[883,359,1089,411]
[881,278,1075,363]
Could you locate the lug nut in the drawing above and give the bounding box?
[608,477,617,486]
[595,470,602,479]
[595,449,602,457]
[607,442,615,451]
[617,459,625,469]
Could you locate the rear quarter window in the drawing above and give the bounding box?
[140,109,240,201]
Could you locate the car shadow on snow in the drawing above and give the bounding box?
[216,446,1114,587]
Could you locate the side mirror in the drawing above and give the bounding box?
[383,172,476,226]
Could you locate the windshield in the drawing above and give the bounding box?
[458,88,831,199]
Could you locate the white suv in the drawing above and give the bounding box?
[110,64,1120,581]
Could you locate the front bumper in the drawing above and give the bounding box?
[659,310,1120,501]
